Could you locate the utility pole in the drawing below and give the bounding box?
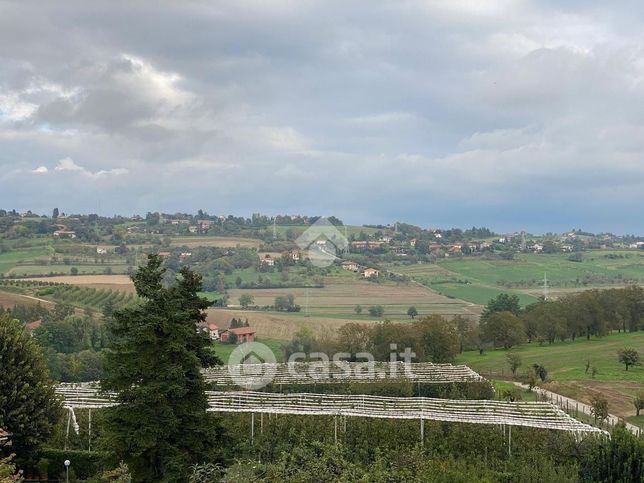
[543,272,549,300]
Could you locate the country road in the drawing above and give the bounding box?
[512,382,642,436]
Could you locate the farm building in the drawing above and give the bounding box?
[53,230,76,239]
[260,254,275,267]
[363,268,379,278]
[198,322,221,341]
[198,220,214,230]
[158,251,171,258]
[341,260,359,271]
[0,427,10,446]
[220,327,256,344]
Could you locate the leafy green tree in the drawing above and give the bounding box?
[0,315,61,461]
[579,425,643,482]
[102,255,223,481]
[480,293,521,322]
[354,305,362,315]
[590,395,609,425]
[480,311,526,349]
[617,348,640,371]
[368,306,385,317]
[0,454,21,482]
[634,392,644,417]
[407,306,418,319]
[88,462,132,483]
[526,366,538,390]
[506,352,522,376]
[414,316,459,363]
[532,363,548,382]
[238,294,254,309]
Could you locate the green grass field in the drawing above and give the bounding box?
[440,251,644,288]
[389,250,644,306]
[457,331,644,423]
[457,331,644,382]
[0,246,52,273]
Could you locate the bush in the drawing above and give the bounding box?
[37,448,113,479]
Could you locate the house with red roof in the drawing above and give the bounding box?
[25,319,42,334]
[0,427,10,446]
[220,327,256,344]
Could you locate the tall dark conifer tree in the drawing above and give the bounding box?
[0,315,61,462]
[102,255,222,481]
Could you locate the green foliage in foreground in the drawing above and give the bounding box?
[0,315,61,463]
[101,255,224,482]
[214,415,642,483]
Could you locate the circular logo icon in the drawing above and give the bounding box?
[307,242,337,267]
[227,342,277,389]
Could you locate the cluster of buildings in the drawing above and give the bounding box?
[341,260,379,278]
[197,322,256,344]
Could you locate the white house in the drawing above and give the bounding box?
[341,260,359,272]
[363,268,379,278]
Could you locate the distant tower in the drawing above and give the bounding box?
[521,231,526,251]
[543,272,549,300]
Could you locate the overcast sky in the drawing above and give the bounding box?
[2,1,644,233]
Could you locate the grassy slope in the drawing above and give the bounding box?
[440,250,644,286]
[0,246,51,273]
[390,250,644,306]
[457,331,644,424]
[457,331,644,381]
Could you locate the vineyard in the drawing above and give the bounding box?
[0,279,137,311]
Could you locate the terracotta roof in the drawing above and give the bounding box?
[0,427,10,439]
[26,319,42,331]
[207,323,219,330]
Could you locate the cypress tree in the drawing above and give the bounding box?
[102,255,222,481]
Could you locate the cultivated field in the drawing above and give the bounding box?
[227,276,478,319]
[22,275,137,294]
[388,250,644,305]
[0,289,51,308]
[457,331,644,424]
[170,236,261,248]
[206,308,384,341]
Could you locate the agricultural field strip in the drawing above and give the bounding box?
[203,362,485,385]
[55,384,605,434]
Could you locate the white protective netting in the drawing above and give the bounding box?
[203,361,485,386]
[55,384,606,435]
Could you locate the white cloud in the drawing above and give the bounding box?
[55,157,84,172]
[53,157,128,178]
[3,1,644,232]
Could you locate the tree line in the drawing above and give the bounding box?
[479,286,644,350]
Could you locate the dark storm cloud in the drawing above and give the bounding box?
[2,0,644,232]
